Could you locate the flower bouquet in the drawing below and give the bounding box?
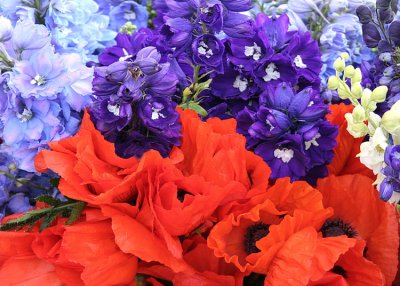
[0,0,399,285]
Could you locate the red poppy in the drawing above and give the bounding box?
[0,208,137,285]
[316,174,399,285]
[326,104,374,179]
[35,110,139,205]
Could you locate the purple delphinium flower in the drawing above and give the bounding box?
[380,145,400,201]
[192,34,225,73]
[236,83,337,181]
[90,44,181,159]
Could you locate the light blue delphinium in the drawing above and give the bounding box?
[45,0,117,61]
[108,1,148,31]
[319,14,374,89]
[0,20,93,172]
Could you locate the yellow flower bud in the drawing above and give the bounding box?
[327,76,339,90]
[371,86,388,103]
[341,52,350,61]
[344,65,355,78]
[338,85,349,99]
[333,58,345,72]
[351,82,363,99]
[351,68,362,84]
[352,105,366,122]
[381,102,400,134]
[361,89,372,107]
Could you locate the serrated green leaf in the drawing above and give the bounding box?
[0,208,50,231]
[66,201,86,225]
[39,209,64,232]
[35,195,63,207]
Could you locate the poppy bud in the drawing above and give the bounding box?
[356,5,373,24]
[362,23,381,48]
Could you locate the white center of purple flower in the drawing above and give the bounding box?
[107,103,120,116]
[198,41,214,59]
[30,74,46,86]
[294,55,307,69]
[233,76,248,92]
[119,48,133,62]
[263,63,280,82]
[244,43,262,61]
[394,152,400,160]
[151,107,166,120]
[17,108,32,123]
[266,119,275,130]
[124,11,137,21]
[305,133,321,150]
[274,148,294,163]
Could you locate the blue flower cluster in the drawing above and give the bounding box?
[0,0,149,61]
[0,20,93,172]
[0,153,61,219]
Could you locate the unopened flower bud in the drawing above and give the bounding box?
[356,5,373,24]
[371,86,388,103]
[351,68,362,84]
[333,58,345,72]
[351,82,363,98]
[382,102,400,133]
[361,88,372,107]
[353,105,366,122]
[341,52,350,61]
[327,76,339,90]
[344,65,355,78]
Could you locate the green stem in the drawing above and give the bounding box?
[1,172,50,192]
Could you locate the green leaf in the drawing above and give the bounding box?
[35,195,63,207]
[39,209,64,232]
[66,201,86,225]
[181,101,208,117]
[0,208,50,231]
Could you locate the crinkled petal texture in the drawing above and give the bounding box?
[171,109,271,190]
[0,209,137,285]
[35,110,139,205]
[326,104,374,179]
[317,175,399,285]
[207,178,356,280]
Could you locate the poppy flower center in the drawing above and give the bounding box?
[244,223,270,254]
[321,218,357,238]
[332,266,347,278]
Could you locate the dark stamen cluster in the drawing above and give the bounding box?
[321,218,357,238]
[244,223,270,254]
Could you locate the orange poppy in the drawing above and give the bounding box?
[35,110,139,205]
[309,240,385,286]
[316,174,399,286]
[171,109,271,191]
[0,208,138,285]
[326,104,374,179]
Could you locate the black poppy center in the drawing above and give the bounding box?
[244,223,270,254]
[177,189,191,202]
[321,218,357,238]
[332,266,348,278]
